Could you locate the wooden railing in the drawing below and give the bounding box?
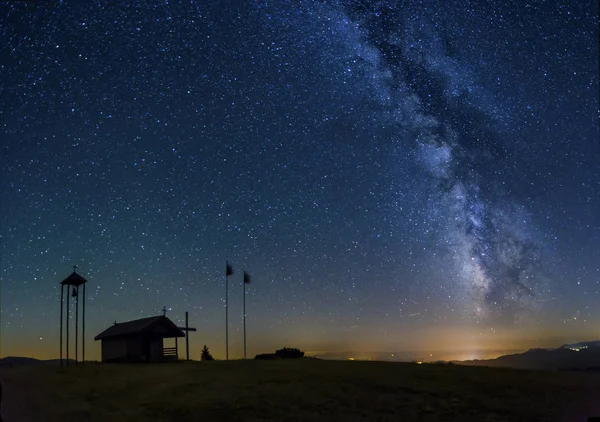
[163,347,177,357]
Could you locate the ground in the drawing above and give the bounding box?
[1,359,599,421]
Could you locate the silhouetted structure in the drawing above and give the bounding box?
[94,315,185,362]
[177,311,197,361]
[59,267,88,367]
[255,347,305,360]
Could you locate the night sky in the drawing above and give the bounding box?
[1,1,598,361]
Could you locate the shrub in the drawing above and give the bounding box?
[275,347,304,359]
[201,345,214,361]
[254,353,279,360]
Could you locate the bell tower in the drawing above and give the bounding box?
[59,266,87,366]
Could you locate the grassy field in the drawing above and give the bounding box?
[1,359,599,421]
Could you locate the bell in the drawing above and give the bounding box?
[72,287,77,297]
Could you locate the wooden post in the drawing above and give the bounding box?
[66,286,70,366]
[243,279,246,359]
[185,312,190,361]
[82,282,86,365]
[75,286,79,366]
[60,285,64,367]
[226,261,229,361]
[175,337,179,360]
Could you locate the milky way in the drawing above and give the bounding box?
[314,0,549,321]
[1,0,598,359]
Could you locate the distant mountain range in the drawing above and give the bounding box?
[457,341,600,371]
[3,340,599,371]
[310,349,524,363]
[0,356,76,367]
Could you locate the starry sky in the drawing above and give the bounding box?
[1,0,598,361]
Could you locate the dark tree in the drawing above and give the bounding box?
[201,345,214,361]
[254,353,278,360]
[275,347,305,359]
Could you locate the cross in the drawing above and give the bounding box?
[162,306,167,316]
[73,265,78,272]
[177,311,197,361]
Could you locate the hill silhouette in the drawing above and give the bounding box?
[0,357,76,367]
[459,341,600,371]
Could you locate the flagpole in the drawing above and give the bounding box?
[66,285,70,366]
[225,261,229,361]
[243,276,246,359]
[243,271,250,360]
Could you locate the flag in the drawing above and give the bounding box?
[226,262,233,276]
[243,271,251,284]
